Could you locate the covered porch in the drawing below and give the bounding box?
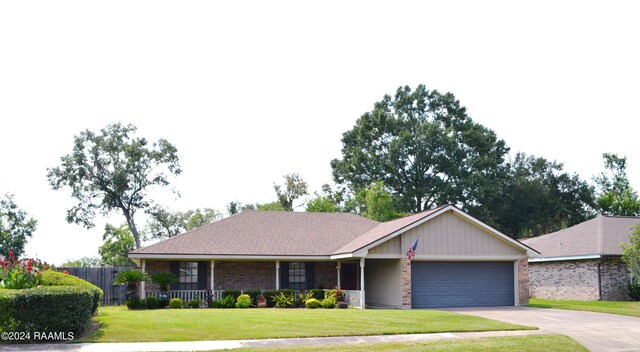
[138,258,367,308]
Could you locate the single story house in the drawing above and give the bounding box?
[129,204,536,308]
[521,216,640,301]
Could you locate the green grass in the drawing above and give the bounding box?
[529,298,640,317]
[222,334,587,352]
[83,306,535,342]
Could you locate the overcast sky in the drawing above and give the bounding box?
[1,1,638,265]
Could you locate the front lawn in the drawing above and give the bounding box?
[224,334,587,352]
[529,299,640,317]
[84,306,535,342]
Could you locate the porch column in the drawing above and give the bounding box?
[275,260,280,290]
[140,259,146,300]
[210,260,215,292]
[336,261,341,288]
[359,258,365,309]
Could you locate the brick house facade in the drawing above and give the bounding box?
[523,216,638,301]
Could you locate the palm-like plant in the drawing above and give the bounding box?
[114,269,148,298]
[150,272,176,292]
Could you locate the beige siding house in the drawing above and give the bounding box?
[130,205,535,308]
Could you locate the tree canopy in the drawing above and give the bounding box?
[46,122,181,248]
[99,223,135,267]
[593,153,640,216]
[274,173,309,211]
[0,193,38,258]
[331,84,509,213]
[145,206,222,240]
[60,256,103,267]
[469,153,596,238]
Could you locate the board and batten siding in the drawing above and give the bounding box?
[368,211,524,258]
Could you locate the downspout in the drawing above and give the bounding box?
[597,261,602,301]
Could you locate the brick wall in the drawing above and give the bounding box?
[145,260,170,292]
[529,258,631,301]
[600,258,630,301]
[315,262,337,289]
[517,258,529,305]
[401,259,411,308]
[215,261,276,290]
[529,260,600,300]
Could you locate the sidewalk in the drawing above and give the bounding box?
[1,330,543,352]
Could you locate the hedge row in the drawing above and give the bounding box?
[0,270,103,334]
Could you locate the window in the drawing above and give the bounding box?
[288,262,306,290]
[178,261,198,290]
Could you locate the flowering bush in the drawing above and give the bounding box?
[0,251,49,289]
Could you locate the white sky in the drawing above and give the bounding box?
[1,1,639,265]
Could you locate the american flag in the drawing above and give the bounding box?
[407,236,420,261]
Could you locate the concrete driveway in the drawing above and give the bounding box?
[441,306,640,352]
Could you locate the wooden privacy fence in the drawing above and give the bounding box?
[58,266,134,306]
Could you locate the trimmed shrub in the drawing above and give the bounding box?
[235,294,252,308]
[187,299,201,308]
[169,298,183,308]
[0,270,104,335]
[305,298,321,309]
[146,296,159,309]
[221,290,241,300]
[243,289,262,303]
[337,301,349,309]
[0,285,95,333]
[127,298,146,310]
[262,290,278,307]
[210,299,222,308]
[321,296,337,309]
[309,289,325,300]
[41,270,103,314]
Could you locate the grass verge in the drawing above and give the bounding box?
[82,306,535,342]
[221,334,587,352]
[529,298,640,317]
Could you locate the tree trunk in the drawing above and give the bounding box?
[122,208,141,249]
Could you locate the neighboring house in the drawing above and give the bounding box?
[522,216,640,301]
[129,204,535,308]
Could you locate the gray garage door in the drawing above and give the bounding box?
[411,261,514,308]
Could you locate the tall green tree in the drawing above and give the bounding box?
[47,122,181,248]
[470,153,596,238]
[0,193,38,258]
[331,85,509,213]
[622,225,640,288]
[145,206,222,240]
[99,223,135,266]
[360,181,404,221]
[274,173,309,211]
[593,153,640,216]
[306,184,342,213]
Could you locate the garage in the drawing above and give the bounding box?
[411,261,515,308]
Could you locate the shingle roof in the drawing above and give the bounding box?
[521,216,640,258]
[130,206,452,258]
[131,211,380,256]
